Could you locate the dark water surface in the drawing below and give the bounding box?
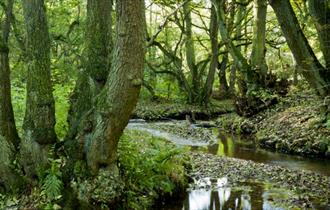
[156,182,291,210]
[194,132,330,177]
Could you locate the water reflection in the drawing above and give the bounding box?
[127,122,330,176]
[198,132,330,176]
[161,183,286,210]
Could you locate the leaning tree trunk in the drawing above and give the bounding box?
[20,0,57,179]
[0,0,22,193]
[250,0,268,87]
[65,0,146,205]
[201,5,219,105]
[66,0,112,142]
[308,0,330,71]
[269,0,330,97]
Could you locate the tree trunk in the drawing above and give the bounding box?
[229,64,237,95]
[250,0,268,86]
[66,0,145,178]
[86,0,145,171]
[0,0,22,193]
[218,54,229,98]
[184,0,199,103]
[20,0,57,179]
[201,5,219,105]
[66,0,112,142]
[269,0,330,97]
[212,0,251,80]
[0,0,19,148]
[230,0,245,96]
[308,0,330,71]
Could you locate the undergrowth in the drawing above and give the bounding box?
[118,129,189,209]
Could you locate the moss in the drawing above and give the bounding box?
[0,137,23,193]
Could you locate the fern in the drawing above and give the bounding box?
[42,160,63,201]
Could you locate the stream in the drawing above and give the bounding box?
[127,121,330,210]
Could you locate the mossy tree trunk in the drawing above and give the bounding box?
[20,0,57,179]
[184,0,199,104]
[66,0,112,142]
[0,0,19,148]
[0,0,22,193]
[230,0,245,96]
[308,0,330,71]
[201,5,219,105]
[269,0,330,97]
[85,0,145,173]
[250,0,268,87]
[64,0,146,205]
[212,0,251,82]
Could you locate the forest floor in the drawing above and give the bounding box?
[216,88,330,158]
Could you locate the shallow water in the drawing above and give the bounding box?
[127,121,330,209]
[195,132,330,176]
[156,181,295,210]
[128,121,330,176]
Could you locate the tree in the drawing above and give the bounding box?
[20,0,57,178]
[66,0,113,144]
[0,0,22,192]
[201,5,219,105]
[269,0,330,97]
[308,0,330,71]
[183,0,199,103]
[250,0,268,87]
[0,0,19,147]
[64,1,146,205]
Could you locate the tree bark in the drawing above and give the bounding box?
[230,0,245,95]
[308,0,330,71]
[20,0,57,178]
[250,0,268,86]
[218,54,229,97]
[201,5,219,105]
[66,0,112,142]
[0,0,22,193]
[184,0,199,103]
[0,0,19,148]
[269,0,330,96]
[69,0,146,174]
[213,0,254,93]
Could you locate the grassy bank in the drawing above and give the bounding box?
[216,89,330,158]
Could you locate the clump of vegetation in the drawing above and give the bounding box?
[134,99,235,120]
[216,113,255,134]
[118,130,189,209]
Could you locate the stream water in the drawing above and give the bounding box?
[127,121,330,210]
